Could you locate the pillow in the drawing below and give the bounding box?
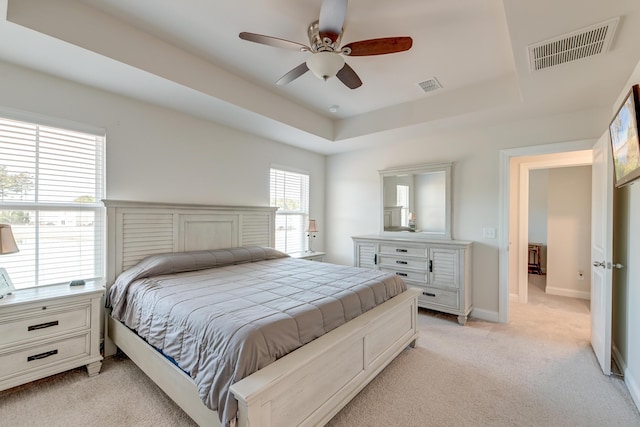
[106,246,288,311]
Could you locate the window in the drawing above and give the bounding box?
[0,114,105,290]
[270,167,309,253]
[396,184,409,227]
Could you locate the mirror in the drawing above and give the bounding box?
[380,162,452,239]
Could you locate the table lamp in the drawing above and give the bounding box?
[306,220,318,253]
[0,224,19,299]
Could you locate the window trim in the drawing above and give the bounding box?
[0,109,106,289]
[270,165,310,254]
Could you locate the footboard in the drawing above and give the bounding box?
[230,287,420,427]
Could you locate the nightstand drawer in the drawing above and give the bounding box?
[0,304,91,348]
[0,333,90,379]
[290,251,325,262]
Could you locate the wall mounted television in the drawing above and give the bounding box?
[610,84,640,188]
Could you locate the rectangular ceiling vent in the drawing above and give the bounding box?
[418,77,442,94]
[528,17,619,72]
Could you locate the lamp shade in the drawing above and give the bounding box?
[306,52,345,81]
[307,220,319,233]
[0,224,19,255]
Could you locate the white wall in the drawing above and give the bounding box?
[326,111,606,317]
[611,59,640,411]
[624,182,640,408]
[0,60,326,253]
[546,166,592,299]
[528,170,548,245]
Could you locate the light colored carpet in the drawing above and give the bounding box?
[2,277,639,426]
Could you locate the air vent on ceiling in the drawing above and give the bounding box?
[528,17,619,72]
[418,77,442,94]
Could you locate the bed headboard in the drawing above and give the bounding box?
[103,200,278,287]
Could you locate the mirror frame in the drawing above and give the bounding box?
[379,162,452,240]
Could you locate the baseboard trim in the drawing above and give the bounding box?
[625,366,640,414]
[613,342,640,413]
[612,343,627,375]
[471,307,500,323]
[545,286,590,300]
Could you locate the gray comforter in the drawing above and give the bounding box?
[107,246,406,426]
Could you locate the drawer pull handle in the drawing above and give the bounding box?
[396,260,408,265]
[27,349,58,362]
[28,321,59,331]
[396,249,408,253]
[423,292,436,297]
[396,272,408,277]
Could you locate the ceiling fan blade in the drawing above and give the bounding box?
[276,62,309,85]
[318,0,348,42]
[336,63,362,89]
[239,32,310,52]
[343,37,413,56]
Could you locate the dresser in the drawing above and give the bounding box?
[353,235,472,325]
[0,282,104,391]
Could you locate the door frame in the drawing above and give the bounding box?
[516,151,593,303]
[498,139,596,323]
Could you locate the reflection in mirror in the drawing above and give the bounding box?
[380,163,451,239]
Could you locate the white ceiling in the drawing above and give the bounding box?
[1,0,640,154]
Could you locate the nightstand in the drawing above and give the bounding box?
[0,281,104,391]
[290,251,326,262]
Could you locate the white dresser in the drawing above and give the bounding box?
[0,282,104,391]
[353,235,472,325]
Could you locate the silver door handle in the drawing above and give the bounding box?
[612,263,624,269]
[592,261,606,268]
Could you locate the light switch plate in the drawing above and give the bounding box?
[483,227,496,239]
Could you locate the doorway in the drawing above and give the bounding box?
[498,140,595,323]
[519,161,593,304]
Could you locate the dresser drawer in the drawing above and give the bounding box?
[379,244,427,257]
[378,255,427,271]
[0,333,91,380]
[381,268,428,283]
[0,304,91,348]
[416,286,459,310]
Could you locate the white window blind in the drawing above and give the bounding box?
[270,167,309,254]
[0,115,105,290]
[396,184,409,227]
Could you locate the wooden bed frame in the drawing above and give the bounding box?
[103,200,419,427]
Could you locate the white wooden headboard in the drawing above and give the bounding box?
[103,200,277,287]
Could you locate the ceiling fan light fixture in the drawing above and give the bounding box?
[306,52,345,81]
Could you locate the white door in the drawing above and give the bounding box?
[591,132,614,375]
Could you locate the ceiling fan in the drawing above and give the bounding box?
[239,0,413,89]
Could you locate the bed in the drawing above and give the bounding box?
[103,200,420,427]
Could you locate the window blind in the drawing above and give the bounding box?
[0,116,105,289]
[270,167,309,254]
[396,184,409,227]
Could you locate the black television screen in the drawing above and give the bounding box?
[610,84,640,188]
